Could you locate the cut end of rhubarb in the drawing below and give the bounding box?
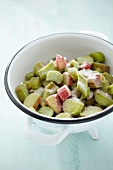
[57,85,71,101]
[56,54,67,70]
[46,94,62,114]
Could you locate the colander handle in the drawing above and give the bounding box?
[25,116,72,146]
[79,30,108,40]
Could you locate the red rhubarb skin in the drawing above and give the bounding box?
[56,54,67,70]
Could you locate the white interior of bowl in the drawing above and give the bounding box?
[7,33,113,118]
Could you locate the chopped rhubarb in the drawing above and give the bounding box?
[46,70,63,84]
[57,85,71,101]
[95,89,113,106]
[15,52,112,119]
[77,74,88,99]
[62,72,73,86]
[80,61,91,69]
[80,106,102,117]
[46,94,62,114]
[63,97,84,116]
[87,72,102,88]
[56,54,67,70]
[23,93,41,110]
[76,55,94,65]
[80,69,103,88]
[91,62,110,73]
[68,67,78,81]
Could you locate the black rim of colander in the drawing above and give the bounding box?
[4,33,113,124]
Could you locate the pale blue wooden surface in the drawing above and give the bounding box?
[1,0,113,170]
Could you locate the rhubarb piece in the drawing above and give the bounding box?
[71,82,77,89]
[68,67,78,81]
[29,77,41,89]
[15,84,29,103]
[95,89,113,106]
[38,61,55,80]
[79,61,91,69]
[40,98,47,106]
[57,85,71,101]
[24,93,41,109]
[80,106,102,117]
[71,87,81,98]
[62,72,73,86]
[87,90,94,100]
[66,59,79,70]
[76,55,94,65]
[56,54,67,70]
[46,82,59,92]
[87,72,103,88]
[42,82,59,100]
[52,60,58,70]
[63,97,84,116]
[55,112,72,118]
[95,68,102,73]
[90,52,105,63]
[80,70,105,88]
[107,84,113,95]
[79,69,95,77]
[100,74,109,92]
[42,80,50,87]
[46,94,62,114]
[46,70,63,84]
[71,83,81,98]
[33,61,44,76]
[30,87,44,95]
[25,71,34,80]
[42,89,51,101]
[91,62,110,73]
[38,106,54,117]
[86,96,96,106]
[102,72,113,84]
[33,87,44,97]
[80,87,90,100]
[69,59,79,69]
[23,81,30,90]
[86,90,95,106]
[77,74,88,99]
